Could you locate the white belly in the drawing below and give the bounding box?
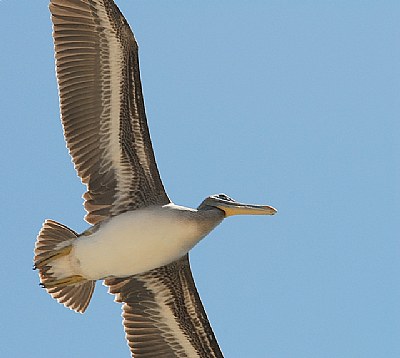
[73,205,202,280]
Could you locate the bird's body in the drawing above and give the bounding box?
[33,0,276,356]
[51,204,223,280]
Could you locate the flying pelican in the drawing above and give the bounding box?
[34,0,277,357]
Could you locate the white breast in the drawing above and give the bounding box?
[73,204,202,280]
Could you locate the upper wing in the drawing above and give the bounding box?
[50,0,169,225]
[105,255,224,358]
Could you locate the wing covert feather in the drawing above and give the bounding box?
[50,0,169,225]
[105,255,224,358]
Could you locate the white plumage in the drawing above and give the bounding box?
[50,204,212,280]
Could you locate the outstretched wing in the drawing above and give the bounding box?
[105,255,224,358]
[50,0,169,225]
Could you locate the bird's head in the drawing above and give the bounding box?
[198,193,277,217]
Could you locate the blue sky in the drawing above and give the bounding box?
[1,1,399,357]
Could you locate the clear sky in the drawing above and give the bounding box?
[0,1,399,357]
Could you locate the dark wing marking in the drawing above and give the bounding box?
[50,0,169,225]
[105,255,224,358]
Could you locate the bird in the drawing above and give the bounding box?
[33,0,277,357]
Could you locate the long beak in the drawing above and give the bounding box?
[216,202,277,217]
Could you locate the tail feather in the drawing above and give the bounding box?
[34,219,77,267]
[34,219,95,313]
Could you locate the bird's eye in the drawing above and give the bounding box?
[217,194,233,201]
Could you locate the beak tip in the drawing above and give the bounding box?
[265,206,277,215]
